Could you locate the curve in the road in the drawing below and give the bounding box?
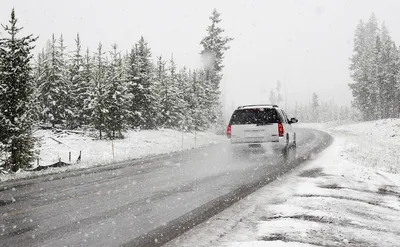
[123,128,333,247]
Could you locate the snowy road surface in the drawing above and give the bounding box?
[0,128,331,247]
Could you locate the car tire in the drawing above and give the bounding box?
[293,133,297,147]
[282,135,290,156]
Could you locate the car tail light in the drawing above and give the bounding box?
[227,125,232,139]
[278,122,284,137]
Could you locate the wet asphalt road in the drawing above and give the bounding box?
[0,128,331,247]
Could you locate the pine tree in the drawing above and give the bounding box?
[82,47,94,126]
[104,44,128,139]
[90,43,107,139]
[176,66,191,131]
[269,89,277,105]
[69,33,91,128]
[276,81,283,106]
[58,34,75,128]
[135,36,155,129]
[379,31,399,118]
[369,35,382,119]
[187,70,209,131]
[32,49,46,123]
[168,57,186,128]
[312,93,320,123]
[349,14,380,121]
[154,56,168,127]
[200,9,233,127]
[125,45,141,128]
[0,9,37,171]
[39,34,67,127]
[155,56,184,128]
[349,20,368,119]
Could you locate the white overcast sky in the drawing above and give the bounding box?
[1,0,400,114]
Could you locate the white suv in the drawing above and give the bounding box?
[227,104,298,151]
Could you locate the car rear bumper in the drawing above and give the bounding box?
[231,136,286,145]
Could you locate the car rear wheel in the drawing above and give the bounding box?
[293,133,297,147]
[281,135,290,155]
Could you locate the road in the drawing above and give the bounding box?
[0,128,331,247]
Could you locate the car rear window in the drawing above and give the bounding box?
[229,108,280,125]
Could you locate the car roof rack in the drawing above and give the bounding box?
[237,104,279,109]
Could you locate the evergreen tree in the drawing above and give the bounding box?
[167,56,184,128]
[168,57,186,128]
[379,34,399,118]
[369,35,382,119]
[90,43,107,139]
[312,93,320,122]
[350,14,381,120]
[349,15,399,120]
[58,34,75,128]
[135,36,156,129]
[200,9,233,127]
[0,9,37,171]
[82,47,94,125]
[269,89,277,105]
[39,34,67,127]
[176,66,191,130]
[154,56,168,127]
[32,49,46,122]
[125,45,141,128]
[276,81,283,106]
[104,44,128,139]
[156,56,184,128]
[349,20,368,119]
[69,33,90,128]
[188,70,209,130]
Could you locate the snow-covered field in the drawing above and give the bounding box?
[166,119,400,247]
[0,129,225,182]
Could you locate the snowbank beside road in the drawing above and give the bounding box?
[0,129,225,182]
[335,118,400,173]
[165,119,400,247]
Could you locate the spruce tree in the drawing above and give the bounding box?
[32,49,46,123]
[200,9,233,127]
[82,47,94,126]
[104,44,128,139]
[90,43,107,139]
[188,70,209,131]
[69,33,90,128]
[369,36,382,119]
[176,67,191,131]
[312,93,320,123]
[269,90,277,105]
[154,56,168,127]
[276,81,283,106]
[349,20,368,119]
[58,34,74,128]
[135,37,155,129]
[155,56,183,128]
[39,34,66,127]
[167,56,185,128]
[349,14,380,121]
[125,45,141,128]
[379,33,399,118]
[0,9,37,171]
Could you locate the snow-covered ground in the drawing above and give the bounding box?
[0,129,225,182]
[166,119,400,247]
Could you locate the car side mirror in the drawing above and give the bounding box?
[290,118,298,124]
